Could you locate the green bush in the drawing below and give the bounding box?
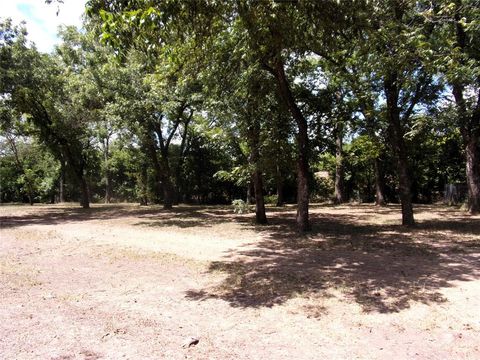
[264,194,278,205]
[232,199,250,214]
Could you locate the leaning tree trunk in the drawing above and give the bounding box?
[385,75,415,225]
[334,121,345,204]
[374,157,387,206]
[273,58,310,231]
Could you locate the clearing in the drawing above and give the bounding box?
[0,203,479,359]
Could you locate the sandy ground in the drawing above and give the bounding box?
[0,203,479,359]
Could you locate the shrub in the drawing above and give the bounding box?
[232,199,250,214]
[264,194,278,205]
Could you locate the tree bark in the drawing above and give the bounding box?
[374,157,387,206]
[79,173,90,209]
[246,179,255,205]
[272,58,310,231]
[138,162,149,206]
[174,111,192,204]
[276,164,285,207]
[59,158,66,203]
[464,136,480,213]
[334,121,345,204]
[103,137,112,204]
[159,149,175,210]
[247,116,267,224]
[452,8,480,214]
[144,133,164,204]
[384,74,415,225]
[253,169,267,224]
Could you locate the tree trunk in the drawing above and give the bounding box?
[160,152,174,210]
[334,122,345,204]
[247,115,267,224]
[253,169,267,224]
[464,133,480,213]
[374,157,387,206]
[59,159,65,203]
[139,162,148,206]
[174,112,192,204]
[451,2,480,213]
[276,164,285,207]
[384,75,415,225]
[246,179,255,205]
[79,174,90,209]
[104,137,112,204]
[273,58,310,231]
[145,138,163,204]
[162,177,174,210]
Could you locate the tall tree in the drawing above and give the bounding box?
[429,0,480,213]
[1,19,93,208]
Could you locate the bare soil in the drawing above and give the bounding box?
[1,203,479,359]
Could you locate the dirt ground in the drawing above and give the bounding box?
[0,203,479,360]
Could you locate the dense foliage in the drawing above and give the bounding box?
[1,0,479,230]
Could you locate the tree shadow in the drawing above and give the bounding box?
[185,210,480,314]
[0,204,239,229]
[3,203,479,316]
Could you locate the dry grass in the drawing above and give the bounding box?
[0,258,42,289]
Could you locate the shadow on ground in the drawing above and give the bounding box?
[0,204,235,229]
[185,207,480,314]
[2,203,479,315]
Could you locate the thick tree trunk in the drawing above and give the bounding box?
[273,58,310,231]
[452,2,480,213]
[162,177,174,210]
[253,169,267,224]
[464,133,480,213]
[334,122,345,204]
[247,115,267,224]
[79,174,90,209]
[385,75,415,225]
[160,152,174,210]
[394,135,414,225]
[374,157,387,206]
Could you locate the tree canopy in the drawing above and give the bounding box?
[1,0,479,230]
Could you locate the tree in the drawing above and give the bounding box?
[429,0,480,213]
[1,19,93,208]
[354,1,442,224]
